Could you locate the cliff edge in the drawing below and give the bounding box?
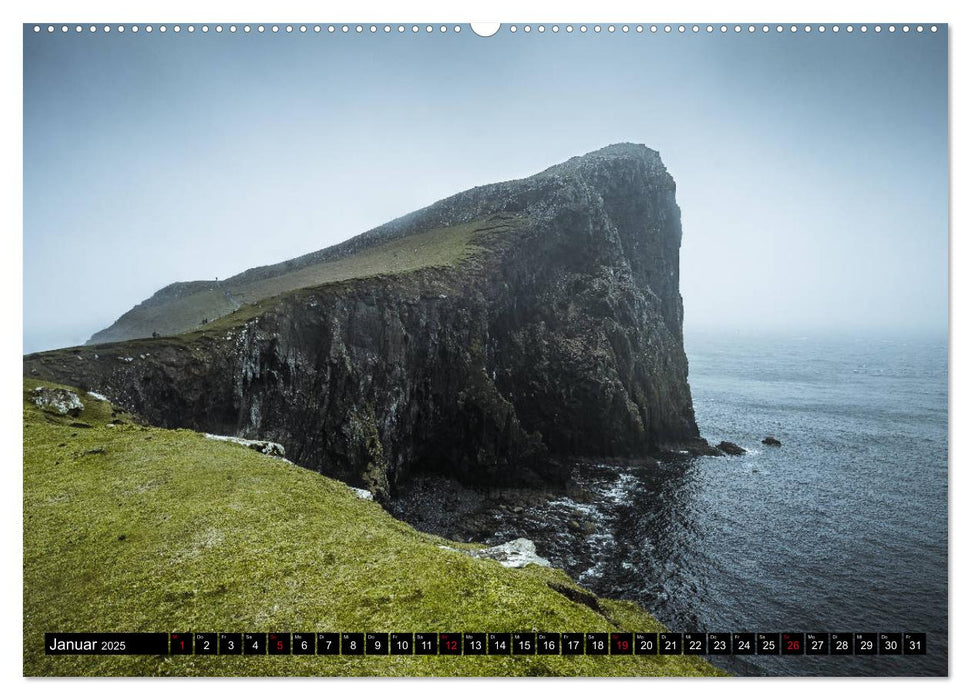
[24,144,710,500]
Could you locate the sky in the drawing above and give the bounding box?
[23,24,948,353]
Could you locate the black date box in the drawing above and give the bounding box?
[830,633,853,656]
[488,633,511,655]
[904,633,926,655]
[781,632,805,655]
[244,632,266,655]
[439,633,462,655]
[219,632,242,655]
[733,633,756,655]
[341,632,364,655]
[463,632,486,655]
[610,632,633,655]
[757,633,780,655]
[707,633,731,655]
[806,633,829,655]
[268,633,290,655]
[170,632,192,655]
[390,633,413,655]
[635,632,658,655]
[366,633,389,655]
[537,632,560,655]
[683,633,706,655]
[292,633,314,655]
[586,633,608,655]
[659,632,682,655]
[854,632,878,655]
[316,633,340,655]
[414,633,437,655]
[194,633,217,655]
[561,633,584,655]
[513,633,535,655]
[879,632,903,655]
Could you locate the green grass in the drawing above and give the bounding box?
[23,379,726,677]
[92,216,515,344]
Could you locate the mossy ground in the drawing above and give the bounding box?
[23,379,725,677]
[95,216,508,343]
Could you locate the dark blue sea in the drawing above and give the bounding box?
[491,330,948,676]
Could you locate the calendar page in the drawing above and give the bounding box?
[21,12,948,680]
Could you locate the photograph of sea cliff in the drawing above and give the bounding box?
[22,22,947,677]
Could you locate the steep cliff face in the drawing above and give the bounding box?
[25,144,708,500]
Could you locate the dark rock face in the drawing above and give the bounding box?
[24,144,706,501]
[762,436,782,447]
[716,441,747,456]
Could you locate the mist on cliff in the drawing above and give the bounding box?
[23,26,947,353]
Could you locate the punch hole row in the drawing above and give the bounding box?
[32,24,465,34]
[508,24,938,34]
[32,23,940,35]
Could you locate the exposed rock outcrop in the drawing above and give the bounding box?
[24,144,709,500]
[762,436,782,447]
[31,387,83,417]
[204,433,286,457]
[442,538,551,569]
[716,441,747,456]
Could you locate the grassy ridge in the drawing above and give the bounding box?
[23,379,725,677]
[91,217,508,344]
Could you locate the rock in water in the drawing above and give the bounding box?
[31,387,83,417]
[717,441,747,456]
[762,436,782,447]
[25,144,707,498]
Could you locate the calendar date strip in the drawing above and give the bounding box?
[45,631,927,656]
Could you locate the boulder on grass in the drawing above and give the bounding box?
[32,387,84,417]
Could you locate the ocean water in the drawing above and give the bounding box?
[488,330,948,676]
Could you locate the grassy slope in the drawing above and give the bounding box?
[23,379,725,677]
[95,217,505,343]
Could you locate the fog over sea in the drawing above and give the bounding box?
[485,330,947,676]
